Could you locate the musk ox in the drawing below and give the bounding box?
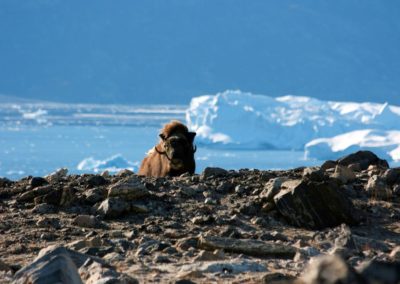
[138,120,196,177]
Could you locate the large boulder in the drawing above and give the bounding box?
[13,246,83,284]
[273,179,359,229]
[13,245,137,284]
[337,151,389,170]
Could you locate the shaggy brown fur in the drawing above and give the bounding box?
[138,120,196,177]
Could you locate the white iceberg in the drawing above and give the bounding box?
[186,90,400,162]
[305,130,400,163]
[77,154,138,173]
[21,108,48,124]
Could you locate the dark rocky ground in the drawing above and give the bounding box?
[0,151,400,283]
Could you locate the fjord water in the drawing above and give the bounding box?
[0,101,319,180]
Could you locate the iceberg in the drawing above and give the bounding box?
[186,90,400,162]
[305,130,400,163]
[77,154,138,173]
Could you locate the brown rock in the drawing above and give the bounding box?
[108,177,149,200]
[366,175,392,200]
[193,250,225,262]
[389,246,400,261]
[331,165,356,184]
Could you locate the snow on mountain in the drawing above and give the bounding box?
[186,90,400,162]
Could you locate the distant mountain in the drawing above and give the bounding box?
[0,1,399,105]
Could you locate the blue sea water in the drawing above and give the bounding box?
[0,102,321,180]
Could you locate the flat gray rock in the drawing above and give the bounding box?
[199,235,297,258]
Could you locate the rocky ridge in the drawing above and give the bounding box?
[0,151,399,283]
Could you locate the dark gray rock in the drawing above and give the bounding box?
[153,253,171,263]
[383,168,400,185]
[13,246,83,284]
[262,272,295,284]
[337,150,389,170]
[36,217,61,229]
[216,181,234,193]
[84,187,105,204]
[201,167,228,178]
[97,197,130,218]
[179,186,197,197]
[17,190,36,202]
[30,177,48,188]
[175,237,199,251]
[17,185,54,203]
[359,260,400,284]
[0,259,11,272]
[0,177,12,187]
[174,280,197,284]
[303,167,326,182]
[31,203,57,214]
[274,180,359,229]
[321,160,337,171]
[60,186,77,206]
[348,163,362,172]
[39,189,62,205]
[72,215,102,228]
[136,239,170,256]
[352,235,390,253]
[87,175,107,187]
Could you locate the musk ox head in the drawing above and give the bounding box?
[155,120,196,170]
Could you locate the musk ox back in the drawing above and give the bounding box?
[138,120,196,177]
